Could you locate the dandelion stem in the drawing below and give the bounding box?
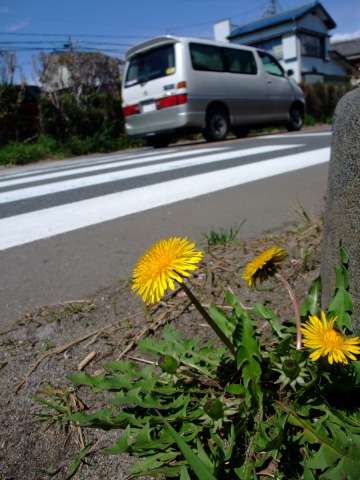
[179,282,237,358]
[276,273,302,350]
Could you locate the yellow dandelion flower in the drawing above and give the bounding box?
[301,311,360,364]
[242,246,286,287]
[132,237,203,304]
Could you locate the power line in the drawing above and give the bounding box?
[0,32,150,39]
[0,41,133,47]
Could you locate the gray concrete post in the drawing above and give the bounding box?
[321,87,360,332]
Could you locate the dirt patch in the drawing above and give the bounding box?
[0,218,322,479]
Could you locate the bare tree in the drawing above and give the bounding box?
[0,50,16,85]
[37,47,122,106]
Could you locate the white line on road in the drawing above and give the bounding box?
[0,147,225,188]
[0,147,330,251]
[266,132,331,138]
[0,145,301,203]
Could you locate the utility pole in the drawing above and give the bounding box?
[261,0,277,17]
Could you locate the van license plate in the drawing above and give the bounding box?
[141,102,156,113]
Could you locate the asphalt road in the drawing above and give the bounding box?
[0,126,331,328]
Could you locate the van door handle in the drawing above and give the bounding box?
[267,80,272,84]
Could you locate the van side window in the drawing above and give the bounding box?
[125,45,175,87]
[223,48,257,74]
[258,50,284,77]
[190,43,224,72]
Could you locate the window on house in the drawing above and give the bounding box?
[250,37,283,60]
[299,33,325,58]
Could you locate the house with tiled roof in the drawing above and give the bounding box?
[330,38,360,71]
[214,1,357,83]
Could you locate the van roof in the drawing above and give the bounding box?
[125,35,255,60]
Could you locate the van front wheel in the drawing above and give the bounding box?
[286,106,303,132]
[204,108,229,142]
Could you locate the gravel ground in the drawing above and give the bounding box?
[0,216,322,480]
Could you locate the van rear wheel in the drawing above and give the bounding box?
[204,108,229,142]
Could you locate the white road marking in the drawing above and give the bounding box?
[0,147,224,187]
[0,147,330,251]
[268,132,331,138]
[0,145,301,203]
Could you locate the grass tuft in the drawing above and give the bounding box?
[203,221,245,246]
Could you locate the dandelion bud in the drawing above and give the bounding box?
[158,355,179,374]
[281,358,301,380]
[203,399,224,420]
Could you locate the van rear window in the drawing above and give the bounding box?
[125,45,175,87]
[190,43,257,75]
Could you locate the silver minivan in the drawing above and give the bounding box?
[122,36,305,147]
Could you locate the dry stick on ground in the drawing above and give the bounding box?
[13,313,142,393]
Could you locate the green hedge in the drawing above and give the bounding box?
[0,82,357,165]
[300,82,355,123]
[0,85,39,146]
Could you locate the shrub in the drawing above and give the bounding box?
[300,82,355,123]
[0,84,40,146]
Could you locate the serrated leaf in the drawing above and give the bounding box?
[300,277,321,317]
[339,245,349,265]
[223,297,262,405]
[225,384,246,395]
[260,414,287,452]
[104,359,140,373]
[303,458,315,480]
[109,388,188,410]
[224,422,236,462]
[103,424,131,454]
[334,264,350,290]
[306,442,340,469]
[67,408,141,429]
[335,311,353,331]
[282,403,360,479]
[209,304,235,338]
[129,451,178,475]
[68,371,102,387]
[328,288,353,331]
[132,422,153,450]
[253,303,286,338]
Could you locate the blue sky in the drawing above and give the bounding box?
[1,0,359,83]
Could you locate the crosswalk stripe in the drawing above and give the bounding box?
[0,147,330,251]
[0,144,301,203]
[0,147,225,188]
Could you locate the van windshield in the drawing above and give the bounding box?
[125,44,175,87]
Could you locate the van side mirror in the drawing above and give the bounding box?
[287,69,294,76]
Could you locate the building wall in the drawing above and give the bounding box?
[223,17,348,83]
[213,20,232,42]
[297,11,329,34]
